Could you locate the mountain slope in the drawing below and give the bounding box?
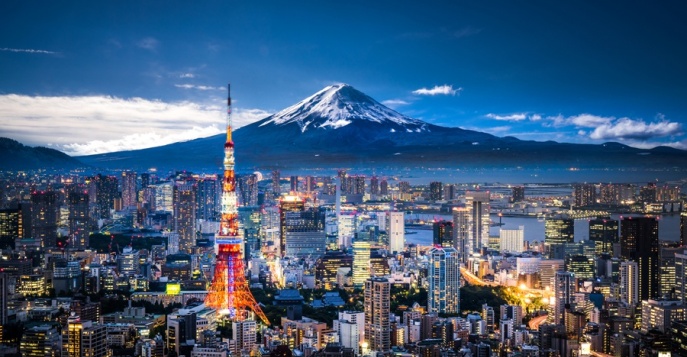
[78,84,687,171]
[0,138,84,170]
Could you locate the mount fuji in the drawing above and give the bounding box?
[79,84,687,172]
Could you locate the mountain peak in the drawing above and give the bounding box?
[258,84,428,132]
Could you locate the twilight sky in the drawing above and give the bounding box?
[1,1,687,155]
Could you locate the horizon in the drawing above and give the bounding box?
[1,2,686,156]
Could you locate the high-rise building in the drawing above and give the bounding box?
[553,271,574,325]
[174,183,197,253]
[364,277,390,353]
[369,176,379,195]
[352,239,371,287]
[0,208,23,249]
[621,216,659,301]
[197,177,221,220]
[443,184,456,201]
[674,250,687,304]
[272,170,281,197]
[388,212,404,254]
[94,174,118,219]
[432,221,453,248]
[539,260,565,291]
[379,180,388,195]
[281,200,325,258]
[21,324,61,357]
[466,191,490,252]
[573,184,596,207]
[31,190,59,248]
[167,311,197,356]
[545,218,574,258]
[279,196,304,258]
[681,212,687,247]
[63,316,107,357]
[565,255,595,280]
[0,273,7,325]
[620,260,639,306]
[232,320,257,354]
[500,305,523,326]
[140,173,150,189]
[290,176,299,192]
[68,191,90,249]
[659,246,681,298]
[641,299,686,333]
[452,207,470,263]
[500,226,524,253]
[640,183,657,203]
[427,246,460,314]
[429,182,443,201]
[589,218,619,255]
[237,174,258,207]
[121,171,137,208]
[511,186,525,203]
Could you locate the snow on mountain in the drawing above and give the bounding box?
[258,83,429,132]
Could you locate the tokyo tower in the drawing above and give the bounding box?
[205,84,269,325]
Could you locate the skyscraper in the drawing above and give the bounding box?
[279,195,305,258]
[121,170,137,208]
[432,221,453,248]
[553,271,574,325]
[573,183,596,207]
[272,170,281,197]
[545,218,574,258]
[237,174,258,207]
[93,174,118,219]
[620,260,639,306]
[31,191,59,248]
[369,176,379,195]
[68,191,90,250]
[197,176,221,220]
[511,186,525,203]
[352,239,371,287]
[64,316,107,357]
[427,246,460,314]
[621,216,659,301]
[452,207,470,263]
[388,212,404,254]
[681,212,687,247]
[364,277,390,353]
[466,191,490,252]
[589,218,619,255]
[429,182,443,201]
[0,208,23,249]
[174,183,197,253]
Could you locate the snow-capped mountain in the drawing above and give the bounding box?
[78,84,687,171]
[257,84,429,133]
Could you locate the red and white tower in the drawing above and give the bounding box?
[205,84,269,324]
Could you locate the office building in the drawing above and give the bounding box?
[279,195,305,257]
[121,171,137,208]
[63,316,107,357]
[68,191,90,249]
[429,181,443,201]
[565,255,595,280]
[427,246,460,314]
[352,239,371,287]
[388,212,404,254]
[500,226,524,253]
[589,218,619,255]
[621,216,659,301]
[545,218,574,258]
[452,207,470,263]
[432,220,453,248]
[641,299,686,333]
[31,190,59,248]
[282,205,325,258]
[0,208,23,249]
[620,261,639,306]
[553,271,574,325]
[573,183,596,207]
[232,320,257,354]
[364,277,390,352]
[466,191,490,252]
[682,212,687,247]
[20,324,61,357]
[512,186,525,203]
[93,174,118,219]
[197,177,221,220]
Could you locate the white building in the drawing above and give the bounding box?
[500,226,524,253]
[388,212,404,254]
[620,261,639,306]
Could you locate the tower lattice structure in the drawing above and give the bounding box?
[205,84,269,325]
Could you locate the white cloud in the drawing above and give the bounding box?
[485,113,527,121]
[0,47,58,55]
[174,84,225,91]
[0,94,271,156]
[589,118,681,140]
[529,114,542,121]
[381,99,410,108]
[412,85,462,96]
[179,73,195,78]
[137,37,159,51]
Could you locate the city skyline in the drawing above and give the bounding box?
[1,1,687,156]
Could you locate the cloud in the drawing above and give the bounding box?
[0,94,271,156]
[137,37,159,51]
[485,113,527,121]
[381,99,410,108]
[180,73,195,78]
[0,47,58,55]
[589,118,681,140]
[174,84,225,91]
[412,85,462,96]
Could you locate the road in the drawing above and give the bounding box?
[528,314,548,330]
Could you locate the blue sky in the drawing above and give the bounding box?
[1,1,686,155]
